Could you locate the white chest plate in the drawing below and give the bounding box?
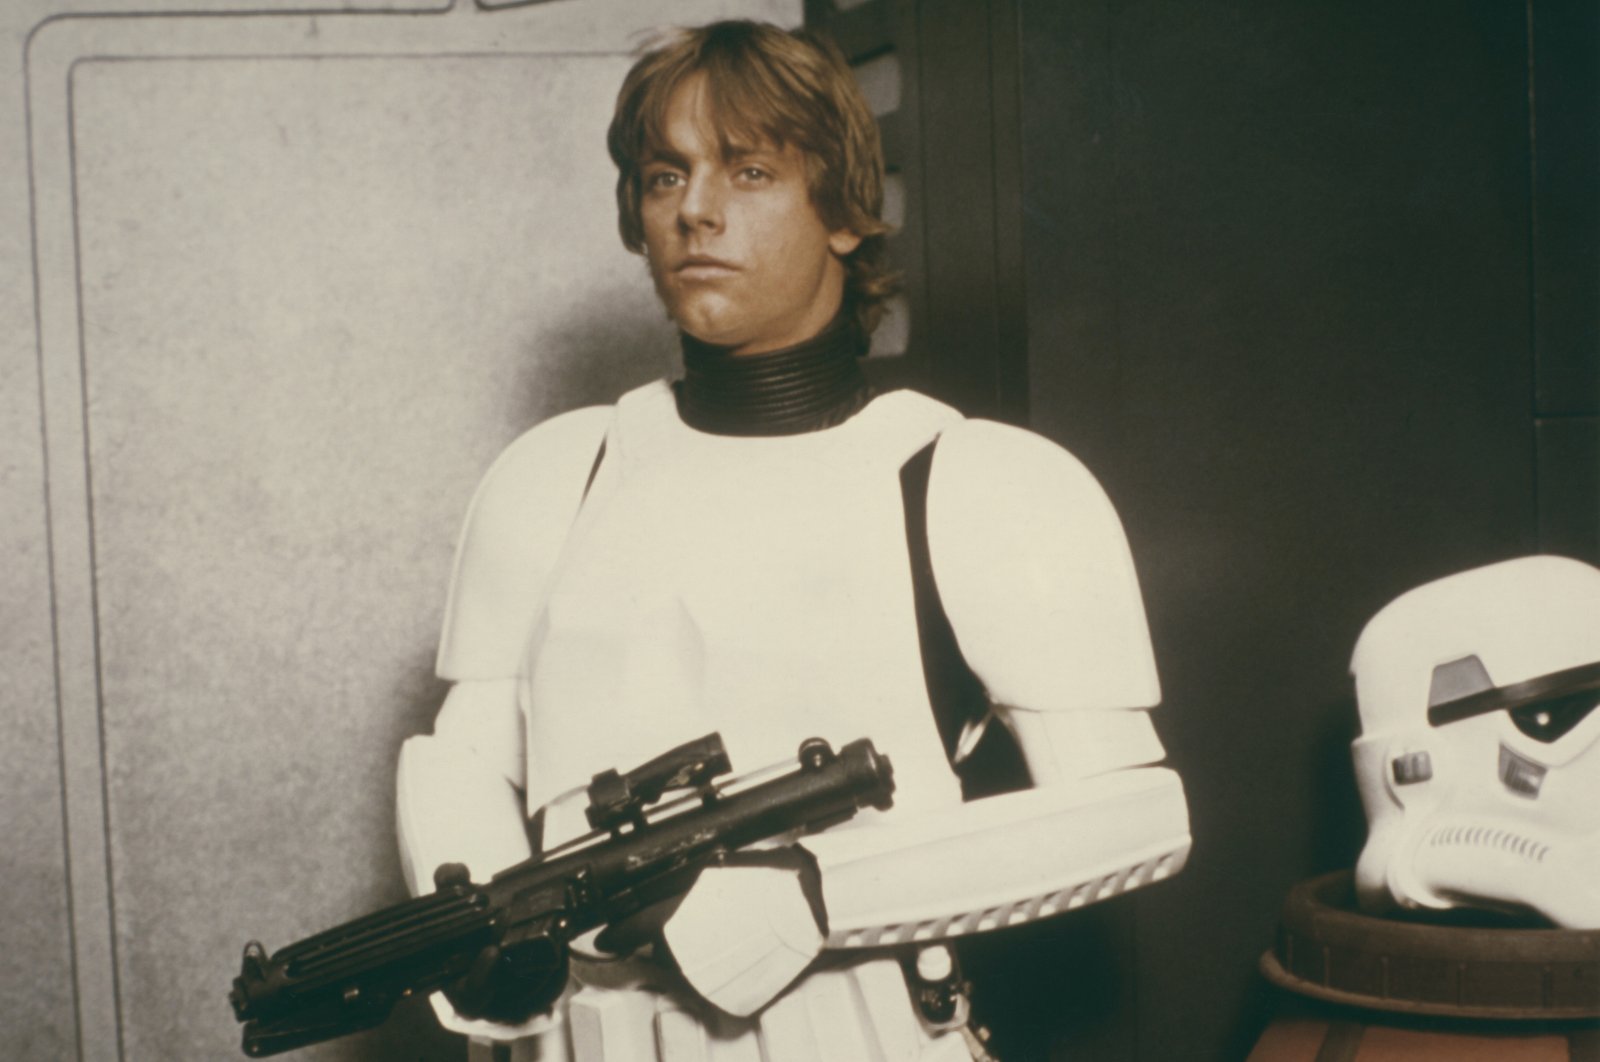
[518,383,965,821]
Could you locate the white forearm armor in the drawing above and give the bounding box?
[805,757,1187,950]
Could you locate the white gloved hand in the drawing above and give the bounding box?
[662,859,826,1017]
[427,991,559,1042]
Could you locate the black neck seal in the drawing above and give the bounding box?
[675,314,873,436]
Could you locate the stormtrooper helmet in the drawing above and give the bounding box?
[1350,555,1600,928]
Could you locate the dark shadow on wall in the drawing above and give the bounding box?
[1214,696,1367,1056]
[964,902,1134,1061]
[1306,695,1366,877]
[510,284,680,428]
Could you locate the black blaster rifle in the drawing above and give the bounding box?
[228,734,894,1057]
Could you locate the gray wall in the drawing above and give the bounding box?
[1,2,794,1058]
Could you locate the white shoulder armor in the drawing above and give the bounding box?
[926,418,1160,712]
[436,405,612,680]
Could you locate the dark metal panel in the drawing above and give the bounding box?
[810,0,893,60]
[808,0,926,392]
[876,104,910,164]
[912,0,1024,421]
[1532,0,1600,416]
[874,0,930,393]
[913,0,996,418]
[1019,2,1539,1059]
[1538,416,1600,563]
[808,0,1027,420]
[988,0,1028,420]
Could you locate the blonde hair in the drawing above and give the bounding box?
[607,21,896,335]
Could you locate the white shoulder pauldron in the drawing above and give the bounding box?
[435,405,613,681]
[925,417,1161,713]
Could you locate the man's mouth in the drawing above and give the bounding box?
[675,254,739,278]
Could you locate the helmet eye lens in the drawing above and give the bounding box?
[1509,690,1599,743]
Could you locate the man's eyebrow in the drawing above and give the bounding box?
[723,143,785,165]
[641,146,689,168]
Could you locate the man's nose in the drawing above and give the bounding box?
[678,172,724,232]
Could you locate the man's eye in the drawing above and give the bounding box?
[645,171,682,190]
[737,166,771,183]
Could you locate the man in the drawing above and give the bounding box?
[397,20,1189,1061]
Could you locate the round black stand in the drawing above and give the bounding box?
[1248,871,1600,1061]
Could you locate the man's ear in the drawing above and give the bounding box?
[828,230,862,257]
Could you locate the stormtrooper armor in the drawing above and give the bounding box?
[1351,555,1600,928]
[397,381,1191,1061]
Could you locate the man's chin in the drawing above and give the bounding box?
[670,303,746,349]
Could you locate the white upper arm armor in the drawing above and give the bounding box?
[436,406,613,681]
[926,418,1160,718]
[799,420,1189,948]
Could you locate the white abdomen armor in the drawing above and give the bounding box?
[518,382,965,824]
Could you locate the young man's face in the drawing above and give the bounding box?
[639,74,861,356]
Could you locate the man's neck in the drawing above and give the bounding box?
[675,313,873,436]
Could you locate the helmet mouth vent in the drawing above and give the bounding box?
[1425,824,1549,863]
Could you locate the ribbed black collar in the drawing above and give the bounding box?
[674,315,873,437]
